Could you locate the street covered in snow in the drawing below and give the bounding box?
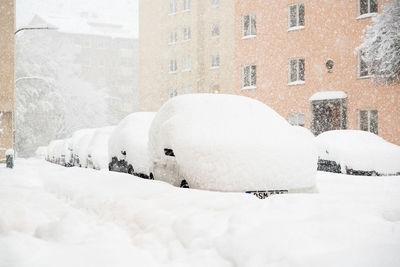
[1,158,400,267]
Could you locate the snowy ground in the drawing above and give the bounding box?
[0,159,399,267]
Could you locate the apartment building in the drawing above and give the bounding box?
[235,0,400,145]
[28,14,138,125]
[139,0,235,111]
[0,0,15,160]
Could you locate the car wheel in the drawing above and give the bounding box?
[128,165,134,175]
[180,180,189,188]
[149,173,154,180]
[371,171,377,176]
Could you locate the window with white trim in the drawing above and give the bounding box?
[169,88,178,98]
[183,0,190,11]
[182,55,191,71]
[288,113,305,127]
[169,30,177,44]
[242,65,256,88]
[169,58,177,73]
[183,87,192,94]
[211,54,220,68]
[210,0,219,8]
[359,109,378,134]
[288,3,304,29]
[169,0,177,14]
[358,51,369,78]
[210,84,220,94]
[211,23,220,38]
[289,58,305,83]
[242,13,256,38]
[359,0,378,16]
[183,26,191,41]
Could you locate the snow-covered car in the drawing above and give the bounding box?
[316,130,400,176]
[47,139,66,165]
[87,126,116,170]
[35,146,48,159]
[148,94,317,198]
[71,128,96,167]
[108,112,156,178]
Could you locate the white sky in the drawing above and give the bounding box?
[16,0,138,38]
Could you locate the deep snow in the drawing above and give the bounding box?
[0,158,400,267]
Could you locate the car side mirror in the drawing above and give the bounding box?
[164,148,175,157]
[121,151,127,156]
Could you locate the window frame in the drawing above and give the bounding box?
[210,53,220,69]
[169,0,178,15]
[242,64,257,89]
[211,23,220,38]
[183,26,191,41]
[242,13,256,39]
[288,113,305,127]
[182,55,191,72]
[169,58,177,73]
[288,3,305,30]
[169,88,178,98]
[358,109,378,134]
[358,0,378,17]
[358,51,370,78]
[168,30,177,45]
[210,0,219,8]
[288,58,305,84]
[183,0,190,12]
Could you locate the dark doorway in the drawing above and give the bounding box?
[311,99,346,135]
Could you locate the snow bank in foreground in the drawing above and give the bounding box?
[108,112,156,175]
[0,159,399,267]
[87,126,116,170]
[148,94,317,192]
[316,130,400,174]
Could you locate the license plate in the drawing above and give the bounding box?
[246,190,288,199]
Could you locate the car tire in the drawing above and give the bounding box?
[128,165,134,175]
[149,173,154,180]
[180,179,189,188]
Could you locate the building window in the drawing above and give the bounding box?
[169,88,178,98]
[183,0,190,11]
[182,55,191,71]
[210,0,219,8]
[211,54,220,68]
[359,109,378,134]
[358,51,369,78]
[288,3,305,29]
[289,58,305,84]
[211,23,220,38]
[242,13,256,38]
[183,87,192,94]
[169,30,177,44]
[183,26,191,41]
[359,0,378,16]
[169,0,177,14]
[242,65,256,89]
[169,59,177,73]
[288,113,305,127]
[210,84,220,94]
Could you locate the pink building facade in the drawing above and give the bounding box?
[235,0,400,145]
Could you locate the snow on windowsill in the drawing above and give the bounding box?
[168,12,177,16]
[210,66,220,70]
[168,71,177,74]
[287,26,305,32]
[288,81,305,86]
[168,42,177,46]
[357,75,372,79]
[356,13,377,20]
[241,86,257,90]
[182,69,191,72]
[242,35,256,40]
[182,10,190,13]
[309,91,347,101]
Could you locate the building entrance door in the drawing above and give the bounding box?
[311,99,346,135]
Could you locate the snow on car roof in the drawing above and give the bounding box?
[309,91,347,101]
[316,130,400,174]
[149,94,317,192]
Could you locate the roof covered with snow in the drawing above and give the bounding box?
[29,14,136,39]
[309,91,347,101]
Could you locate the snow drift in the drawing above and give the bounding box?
[148,94,317,192]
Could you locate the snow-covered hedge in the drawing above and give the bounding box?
[148,94,317,192]
[108,112,156,175]
[316,130,400,175]
[87,126,116,170]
